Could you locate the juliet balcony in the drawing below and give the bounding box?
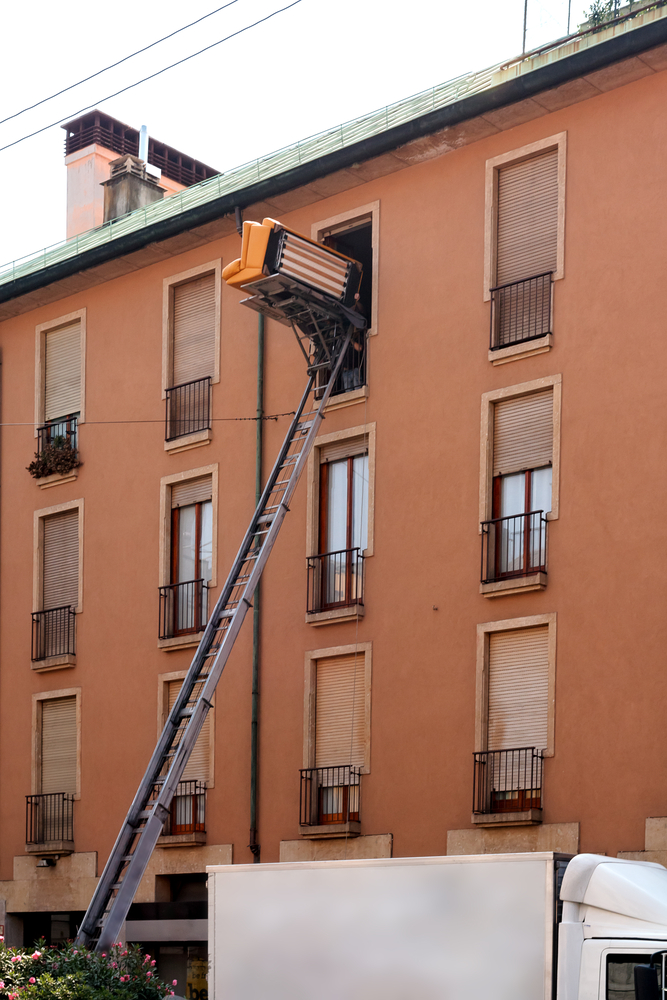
[490,272,553,353]
[481,511,548,596]
[307,548,364,622]
[300,766,362,838]
[165,377,211,443]
[473,747,544,825]
[26,792,75,855]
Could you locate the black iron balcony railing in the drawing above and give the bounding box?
[165,377,211,441]
[300,766,361,826]
[481,511,548,584]
[159,580,208,639]
[307,548,364,614]
[161,781,206,836]
[318,333,367,398]
[32,606,76,661]
[473,747,544,815]
[490,272,552,350]
[26,792,74,845]
[37,413,78,453]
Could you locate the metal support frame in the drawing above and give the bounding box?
[77,274,361,951]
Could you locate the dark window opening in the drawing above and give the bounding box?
[321,221,372,396]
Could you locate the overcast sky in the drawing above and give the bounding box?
[0,0,589,268]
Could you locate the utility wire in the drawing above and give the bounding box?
[0,0,303,155]
[0,0,244,128]
[2,412,295,427]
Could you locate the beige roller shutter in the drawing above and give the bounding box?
[496,149,558,287]
[493,389,553,476]
[43,509,79,609]
[44,322,81,421]
[168,681,211,783]
[488,627,549,751]
[172,274,216,387]
[315,653,365,768]
[171,476,213,509]
[320,437,367,464]
[41,697,77,794]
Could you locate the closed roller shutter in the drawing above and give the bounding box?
[43,509,79,609]
[44,322,81,421]
[320,438,367,464]
[41,697,77,794]
[315,653,365,768]
[172,274,216,387]
[488,626,549,750]
[168,680,211,783]
[497,150,558,287]
[171,476,212,509]
[494,389,553,476]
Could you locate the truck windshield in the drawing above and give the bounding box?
[607,954,654,1000]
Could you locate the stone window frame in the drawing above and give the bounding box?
[34,308,87,434]
[32,687,82,798]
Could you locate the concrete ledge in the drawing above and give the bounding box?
[299,821,361,839]
[280,833,392,862]
[31,654,76,671]
[324,385,369,412]
[164,429,211,455]
[480,572,547,598]
[36,470,79,490]
[158,632,204,651]
[447,821,579,856]
[306,605,364,626]
[25,842,74,857]
[489,334,553,366]
[157,832,207,848]
[472,809,542,827]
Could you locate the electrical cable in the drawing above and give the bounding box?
[0,412,295,427]
[0,0,304,155]
[0,0,244,128]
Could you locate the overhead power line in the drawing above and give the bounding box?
[0,0,303,155]
[0,0,244,128]
[3,412,295,427]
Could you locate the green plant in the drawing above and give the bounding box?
[27,438,80,479]
[0,940,176,1000]
[587,0,620,25]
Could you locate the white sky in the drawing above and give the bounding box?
[0,0,589,268]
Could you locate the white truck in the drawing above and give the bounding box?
[206,852,667,1000]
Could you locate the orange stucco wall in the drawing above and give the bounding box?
[3,62,667,899]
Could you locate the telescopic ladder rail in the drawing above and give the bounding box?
[76,317,355,952]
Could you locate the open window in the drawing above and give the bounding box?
[33,501,83,667]
[159,476,212,639]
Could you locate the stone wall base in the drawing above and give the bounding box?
[447,822,579,856]
[618,816,667,867]
[280,834,392,863]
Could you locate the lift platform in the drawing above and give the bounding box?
[76,221,366,951]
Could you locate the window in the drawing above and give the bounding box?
[301,644,371,830]
[306,429,374,620]
[32,502,82,664]
[484,134,565,361]
[35,310,85,464]
[607,955,654,1000]
[163,262,221,445]
[160,477,212,638]
[158,674,213,838]
[313,203,379,401]
[480,377,561,596]
[474,615,556,819]
[28,691,80,848]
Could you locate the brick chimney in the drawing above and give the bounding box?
[101,154,165,222]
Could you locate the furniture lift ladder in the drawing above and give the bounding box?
[77,284,362,951]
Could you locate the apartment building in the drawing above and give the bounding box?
[2,5,667,993]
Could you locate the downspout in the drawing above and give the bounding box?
[249,312,264,862]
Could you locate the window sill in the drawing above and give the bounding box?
[480,572,546,598]
[306,605,365,626]
[31,654,76,671]
[158,632,205,651]
[164,428,211,455]
[34,470,79,490]
[324,385,368,412]
[299,822,361,839]
[25,841,75,856]
[157,832,207,847]
[488,334,552,366]
[471,809,543,827]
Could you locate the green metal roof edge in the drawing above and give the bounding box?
[1,3,666,303]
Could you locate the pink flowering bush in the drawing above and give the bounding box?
[0,940,173,999]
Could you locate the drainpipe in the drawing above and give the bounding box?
[249,313,264,862]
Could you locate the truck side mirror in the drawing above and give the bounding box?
[635,965,660,1000]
